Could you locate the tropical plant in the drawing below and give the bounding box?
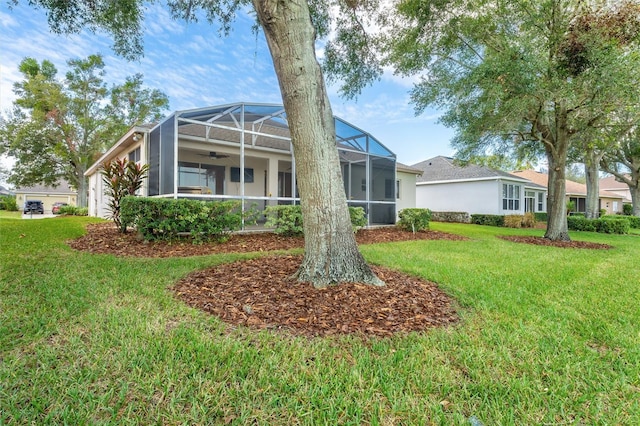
[101,158,148,232]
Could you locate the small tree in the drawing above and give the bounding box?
[101,158,148,232]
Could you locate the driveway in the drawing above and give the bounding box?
[22,213,56,219]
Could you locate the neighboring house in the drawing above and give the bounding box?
[411,156,547,215]
[511,170,625,215]
[599,175,632,204]
[14,180,77,213]
[0,185,14,196]
[86,102,407,226]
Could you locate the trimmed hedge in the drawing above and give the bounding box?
[397,208,432,232]
[567,215,630,234]
[264,205,369,236]
[616,214,640,229]
[58,205,88,216]
[120,197,243,242]
[430,211,470,223]
[534,212,548,222]
[470,214,505,227]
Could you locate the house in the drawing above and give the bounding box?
[14,181,77,213]
[86,102,414,226]
[511,170,625,215]
[599,175,632,205]
[411,156,547,215]
[0,185,14,196]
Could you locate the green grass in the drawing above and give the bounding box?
[0,210,21,219]
[1,216,639,424]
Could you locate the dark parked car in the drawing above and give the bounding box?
[52,202,69,214]
[24,200,44,214]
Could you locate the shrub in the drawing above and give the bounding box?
[470,214,504,227]
[101,158,149,232]
[504,215,524,228]
[522,212,536,228]
[627,216,640,229]
[567,216,630,234]
[596,217,630,234]
[120,197,243,242]
[623,203,633,215]
[58,205,88,216]
[430,211,470,223]
[349,206,368,232]
[264,205,304,236]
[599,209,607,218]
[567,216,597,232]
[0,195,19,211]
[397,208,432,233]
[264,205,368,236]
[534,212,548,222]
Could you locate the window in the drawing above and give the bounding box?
[385,179,394,199]
[537,192,544,211]
[178,162,224,193]
[613,201,619,212]
[502,183,521,211]
[396,180,401,199]
[230,167,254,183]
[128,146,141,163]
[569,197,586,212]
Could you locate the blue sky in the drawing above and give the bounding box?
[0,2,456,176]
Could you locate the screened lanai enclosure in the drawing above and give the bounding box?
[143,102,397,225]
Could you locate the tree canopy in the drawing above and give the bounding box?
[0,54,169,206]
[384,0,640,240]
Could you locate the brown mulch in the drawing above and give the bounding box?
[173,255,459,338]
[497,235,613,250]
[67,222,468,258]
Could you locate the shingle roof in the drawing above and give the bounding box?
[600,174,631,190]
[510,170,623,198]
[396,162,423,175]
[15,180,76,194]
[412,156,529,183]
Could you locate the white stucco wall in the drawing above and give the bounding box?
[396,171,418,216]
[416,178,529,215]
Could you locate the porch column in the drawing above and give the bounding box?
[267,157,279,206]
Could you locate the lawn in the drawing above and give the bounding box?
[1,216,639,424]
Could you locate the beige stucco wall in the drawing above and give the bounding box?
[396,171,418,218]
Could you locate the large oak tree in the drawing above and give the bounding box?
[384,0,640,240]
[0,55,169,207]
[11,0,384,287]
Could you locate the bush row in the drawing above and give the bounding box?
[567,215,630,234]
[471,213,537,228]
[58,205,88,216]
[430,211,470,223]
[120,197,245,242]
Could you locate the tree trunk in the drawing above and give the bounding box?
[544,106,571,241]
[631,183,640,217]
[584,148,603,219]
[252,0,383,288]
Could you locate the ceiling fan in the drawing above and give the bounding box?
[198,151,230,159]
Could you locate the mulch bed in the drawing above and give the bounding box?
[172,255,459,338]
[67,222,468,258]
[497,235,613,250]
